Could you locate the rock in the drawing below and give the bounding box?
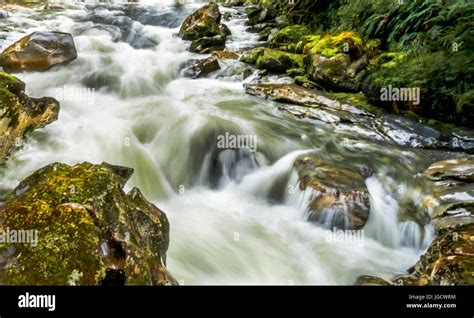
[212,50,239,60]
[240,47,304,73]
[246,4,277,25]
[374,114,448,149]
[0,9,8,19]
[183,56,221,79]
[450,129,474,154]
[244,83,372,118]
[178,3,231,54]
[355,275,392,285]
[425,157,474,182]
[0,162,176,285]
[0,32,77,73]
[189,35,226,54]
[0,73,59,163]
[412,223,474,285]
[305,32,367,91]
[178,3,223,40]
[294,155,371,230]
[268,25,311,53]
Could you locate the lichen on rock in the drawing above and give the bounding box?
[0,162,176,285]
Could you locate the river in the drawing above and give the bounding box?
[0,0,457,285]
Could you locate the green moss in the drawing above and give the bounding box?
[308,32,365,58]
[268,25,311,52]
[242,47,304,72]
[328,92,382,115]
[0,162,174,285]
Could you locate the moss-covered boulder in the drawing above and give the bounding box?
[294,155,371,230]
[179,3,231,53]
[305,32,367,91]
[0,162,176,285]
[0,72,59,163]
[179,4,222,40]
[268,25,311,53]
[0,31,77,73]
[240,47,304,73]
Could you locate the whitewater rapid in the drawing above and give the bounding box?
[0,1,438,284]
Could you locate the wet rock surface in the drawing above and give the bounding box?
[183,56,221,79]
[358,157,474,285]
[0,73,59,163]
[294,154,371,230]
[0,31,77,73]
[0,162,176,285]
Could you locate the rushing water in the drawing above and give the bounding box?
[0,1,456,284]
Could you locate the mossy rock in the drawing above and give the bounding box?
[0,72,59,163]
[307,32,365,59]
[413,223,474,285]
[306,32,368,91]
[179,4,223,41]
[0,162,176,285]
[268,25,311,53]
[241,47,304,73]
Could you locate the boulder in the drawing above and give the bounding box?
[240,47,304,73]
[268,25,311,53]
[0,31,77,73]
[0,72,59,163]
[183,56,221,79]
[178,3,231,54]
[246,4,277,25]
[0,162,176,285]
[305,32,367,91]
[189,35,226,54]
[294,155,371,230]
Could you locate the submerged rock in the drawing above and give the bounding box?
[0,162,176,285]
[0,72,59,163]
[0,31,77,73]
[294,155,371,230]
